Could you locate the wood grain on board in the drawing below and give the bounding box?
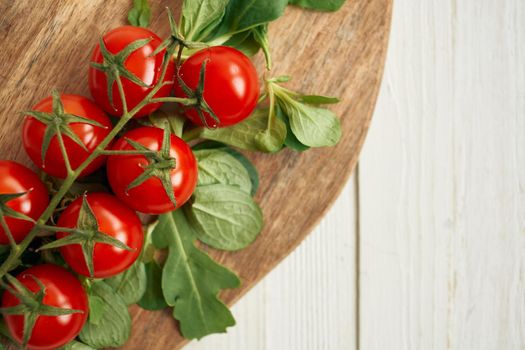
[0,0,392,348]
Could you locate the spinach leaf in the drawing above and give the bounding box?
[221,30,260,57]
[138,261,168,311]
[207,0,288,41]
[60,340,96,350]
[79,282,131,348]
[198,109,285,152]
[153,210,240,339]
[279,100,341,147]
[275,103,310,151]
[128,0,151,27]
[186,184,263,251]
[181,0,230,41]
[194,149,252,194]
[288,0,346,12]
[106,260,147,305]
[87,294,105,326]
[193,142,260,196]
[148,109,186,138]
[298,95,340,105]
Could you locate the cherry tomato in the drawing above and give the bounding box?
[0,161,49,244]
[2,264,88,350]
[22,94,112,179]
[106,127,198,214]
[89,26,175,118]
[174,46,260,128]
[56,193,143,278]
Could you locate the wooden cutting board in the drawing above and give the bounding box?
[0,0,392,348]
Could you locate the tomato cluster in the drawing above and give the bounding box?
[0,23,260,349]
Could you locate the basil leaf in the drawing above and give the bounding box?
[277,99,341,147]
[192,142,260,196]
[199,109,283,152]
[128,0,151,27]
[153,210,240,339]
[60,340,96,350]
[298,95,340,105]
[275,103,310,151]
[79,282,131,348]
[186,184,263,251]
[207,0,288,41]
[181,0,230,41]
[106,260,147,305]
[288,0,346,12]
[194,149,252,194]
[138,261,168,311]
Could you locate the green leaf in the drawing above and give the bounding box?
[254,114,287,153]
[288,0,346,12]
[276,98,341,147]
[87,294,105,326]
[186,184,263,251]
[194,149,252,194]
[138,261,168,311]
[79,282,131,348]
[106,260,147,305]
[153,210,240,339]
[60,340,96,350]
[207,0,288,41]
[181,0,230,41]
[223,31,261,57]
[128,0,151,27]
[192,143,260,196]
[149,110,186,138]
[252,24,272,69]
[199,109,282,152]
[275,104,310,151]
[298,95,340,105]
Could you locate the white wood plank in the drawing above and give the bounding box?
[186,175,358,350]
[359,0,525,349]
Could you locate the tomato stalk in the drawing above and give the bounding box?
[0,43,185,279]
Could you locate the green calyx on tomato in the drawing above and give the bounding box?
[0,192,35,242]
[177,60,221,128]
[90,37,153,110]
[24,90,105,167]
[124,125,179,208]
[38,195,133,278]
[0,273,84,348]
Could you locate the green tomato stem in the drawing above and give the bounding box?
[0,48,176,279]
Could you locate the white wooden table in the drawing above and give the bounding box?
[187,0,525,348]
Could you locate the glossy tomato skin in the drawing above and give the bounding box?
[0,161,49,244]
[1,264,88,350]
[89,26,175,118]
[174,46,260,128]
[106,127,198,214]
[56,193,143,278]
[22,94,112,179]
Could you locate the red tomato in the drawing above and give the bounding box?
[22,94,112,179]
[56,193,143,278]
[2,264,88,350]
[0,161,49,244]
[89,26,175,118]
[106,127,198,214]
[174,46,260,128]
